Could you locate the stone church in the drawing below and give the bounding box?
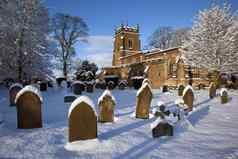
[101,24,209,89]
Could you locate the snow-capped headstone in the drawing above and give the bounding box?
[15,85,42,129]
[135,83,153,119]
[39,82,47,91]
[118,80,128,90]
[220,88,228,104]
[178,84,185,96]
[142,78,152,87]
[64,94,77,103]
[72,81,85,95]
[98,90,116,122]
[68,96,97,142]
[107,81,115,90]
[151,118,173,138]
[9,83,23,106]
[182,85,194,111]
[86,81,95,93]
[209,82,216,99]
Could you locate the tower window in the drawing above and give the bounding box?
[128,39,133,49]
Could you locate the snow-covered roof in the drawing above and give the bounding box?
[182,85,194,97]
[98,89,116,105]
[220,88,228,95]
[131,76,144,80]
[15,85,43,103]
[136,83,152,97]
[9,83,23,91]
[68,96,97,118]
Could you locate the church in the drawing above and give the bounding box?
[100,24,209,89]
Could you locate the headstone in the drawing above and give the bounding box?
[95,79,101,89]
[64,94,77,103]
[68,96,97,142]
[98,90,116,122]
[107,81,115,90]
[131,76,144,90]
[100,81,107,89]
[136,83,153,119]
[9,83,23,106]
[15,85,43,129]
[182,85,194,111]
[142,78,152,87]
[86,81,94,93]
[198,83,205,90]
[118,80,128,90]
[178,85,185,96]
[72,81,85,95]
[220,88,228,104]
[151,118,173,138]
[209,82,216,99]
[39,82,47,91]
[162,85,168,93]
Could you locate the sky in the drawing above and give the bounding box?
[45,0,238,69]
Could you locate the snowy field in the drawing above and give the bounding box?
[0,86,238,159]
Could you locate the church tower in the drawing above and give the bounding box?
[112,24,141,66]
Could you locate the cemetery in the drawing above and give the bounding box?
[0,0,238,158]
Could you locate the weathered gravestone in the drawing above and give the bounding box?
[182,85,194,111]
[15,85,43,129]
[153,102,170,117]
[72,81,85,95]
[9,83,23,106]
[107,81,115,90]
[151,118,173,138]
[64,94,77,103]
[209,82,216,99]
[162,85,168,93]
[86,81,94,93]
[178,84,185,96]
[136,83,153,119]
[142,78,152,87]
[39,82,47,91]
[220,88,228,104]
[98,90,116,122]
[68,96,97,142]
[118,80,128,90]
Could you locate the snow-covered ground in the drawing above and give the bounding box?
[0,86,238,159]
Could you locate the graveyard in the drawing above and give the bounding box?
[0,83,238,159]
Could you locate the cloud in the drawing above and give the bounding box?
[76,35,113,68]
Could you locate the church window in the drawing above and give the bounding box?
[128,39,133,49]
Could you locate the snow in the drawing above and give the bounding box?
[68,96,96,118]
[9,83,23,91]
[131,76,144,80]
[15,85,43,103]
[182,85,194,96]
[72,80,85,85]
[144,66,150,74]
[136,83,152,97]
[1,86,238,158]
[98,89,116,105]
[220,88,228,95]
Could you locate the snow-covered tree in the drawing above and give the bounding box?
[148,26,189,50]
[182,3,238,84]
[0,0,54,81]
[51,13,89,79]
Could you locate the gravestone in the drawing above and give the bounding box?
[118,80,128,90]
[68,96,97,142]
[72,81,85,95]
[64,94,77,103]
[178,85,185,96]
[98,90,116,122]
[107,81,115,90]
[136,83,153,119]
[15,85,42,129]
[9,83,23,106]
[162,85,168,93]
[39,82,47,91]
[152,119,173,138]
[86,82,94,93]
[142,78,152,87]
[182,85,194,111]
[209,82,216,99]
[220,88,228,104]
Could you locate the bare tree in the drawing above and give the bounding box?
[51,13,89,79]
